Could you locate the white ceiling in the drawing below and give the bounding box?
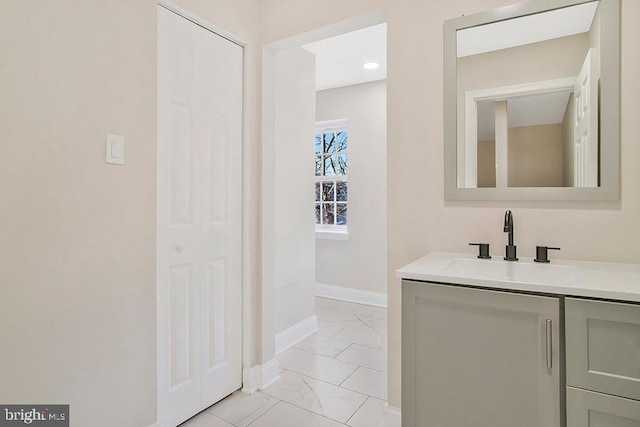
[457,1,598,58]
[477,91,572,140]
[302,23,387,91]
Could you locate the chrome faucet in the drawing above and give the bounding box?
[503,210,518,261]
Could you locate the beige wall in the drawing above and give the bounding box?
[0,1,261,425]
[0,1,157,425]
[508,124,564,187]
[262,0,640,410]
[477,140,496,187]
[479,123,566,188]
[316,80,388,294]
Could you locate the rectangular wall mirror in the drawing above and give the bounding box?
[444,0,620,201]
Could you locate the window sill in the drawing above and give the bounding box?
[315,230,350,241]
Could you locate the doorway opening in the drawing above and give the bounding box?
[261,14,388,389]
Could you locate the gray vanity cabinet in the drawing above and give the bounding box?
[402,280,562,427]
[565,298,640,426]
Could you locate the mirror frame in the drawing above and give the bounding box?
[444,0,620,201]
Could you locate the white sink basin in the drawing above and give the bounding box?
[441,257,578,286]
[397,252,640,302]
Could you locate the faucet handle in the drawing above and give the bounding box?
[469,243,491,259]
[534,246,560,263]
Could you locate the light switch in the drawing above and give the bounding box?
[106,134,124,165]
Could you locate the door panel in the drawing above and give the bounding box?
[169,104,194,225]
[207,259,227,367]
[208,113,228,224]
[169,264,194,388]
[199,19,243,408]
[158,5,242,426]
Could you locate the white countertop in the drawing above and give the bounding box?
[397,252,640,303]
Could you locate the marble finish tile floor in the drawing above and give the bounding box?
[180,297,400,427]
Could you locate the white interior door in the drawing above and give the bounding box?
[157,6,243,426]
[574,48,599,187]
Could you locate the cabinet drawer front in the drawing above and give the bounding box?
[567,387,640,426]
[566,298,640,401]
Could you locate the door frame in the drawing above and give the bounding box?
[156,0,253,422]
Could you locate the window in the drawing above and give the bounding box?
[315,120,348,233]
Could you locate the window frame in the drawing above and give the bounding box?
[315,119,348,237]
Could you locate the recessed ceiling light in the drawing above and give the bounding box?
[363,62,379,70]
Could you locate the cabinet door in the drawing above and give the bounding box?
[566,298,640,401]
[402,280,561,427]
[567,387,640,426]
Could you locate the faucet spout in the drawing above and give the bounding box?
[503,210,517,261]
[503,210,513,245]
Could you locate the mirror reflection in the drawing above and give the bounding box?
[456,1,601,189]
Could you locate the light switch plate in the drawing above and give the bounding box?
[106,134,124,165]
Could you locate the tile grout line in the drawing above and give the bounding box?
[234,393,281,427]
[243,399,284,427]
[291,334,352,359]
[344,395,371,426]
[329,324,348,338]
[327,329,385,349]
[278,347,360,384]
[262,371,365,426]
[338,365,361,387]
[316,317,348,338]
[332,343,353,360]
[264,368,362,398]
[240,300,389,426]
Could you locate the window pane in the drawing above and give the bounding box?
[322,182,335,201]
[315,203,321,224]
[335,153,348,175]
[322,203,335,225]
[323,155,337,176]
[315,133,323,155]
[336,203,347,225]
[336,131,348,152]
[336,181,347,201]
[315,155,322,176]
[315,182,321,201]
[323,132,335,154]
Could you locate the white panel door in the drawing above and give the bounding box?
[574,49,599,187]
[157,6,242,427]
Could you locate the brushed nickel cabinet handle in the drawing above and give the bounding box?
[546,319,553,370]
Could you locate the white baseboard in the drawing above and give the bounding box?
[275,315,319,355]
[242,359,281,392]
[315,282,387,308]
[384,403,401,416]
[260,358,281,389]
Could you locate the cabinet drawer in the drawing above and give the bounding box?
[566,298,640,401]
[567,387,640,426]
